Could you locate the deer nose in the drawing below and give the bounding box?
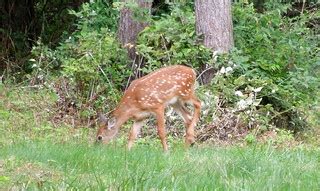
[97,135,103,141]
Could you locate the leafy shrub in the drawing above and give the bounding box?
[232,3,319,131]
[196,53,276,143]
[30,1,130,124]
[136,4,212,72]
[61,29,129,95]
[135,4,271,142]
[200,2,319,137]
[133,2,319,142]
[69,0,119,33]
[28,1,319,136]
[30,1,124,91]
[59,1,129,107]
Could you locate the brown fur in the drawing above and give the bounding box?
[96,65,201,151]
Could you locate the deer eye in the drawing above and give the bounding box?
[97,135,103,141]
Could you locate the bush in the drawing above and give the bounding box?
[28,1,319,136]
[199,2,319,139]
[61,29,129,95]
[232,3,319,131]
[29,1,130,125]
[136,4,212,72]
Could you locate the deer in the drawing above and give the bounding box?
[96,65,201,151]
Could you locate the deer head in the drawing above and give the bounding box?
[96,114,119,143]
[96,65,201,151]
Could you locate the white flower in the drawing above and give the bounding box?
[253,87,263,93]
[237,99,247,110]
[253,98,262,106]
[235,90,244,97]
[220,67,226,74]
[236,94,254,110]
[225,66,233,73]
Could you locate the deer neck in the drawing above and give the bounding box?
[111,104,133,130]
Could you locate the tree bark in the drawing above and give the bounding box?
[118,0,152,61]
[195,0,234,53]
[195,0,234,83]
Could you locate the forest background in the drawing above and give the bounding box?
[0,0,319,189]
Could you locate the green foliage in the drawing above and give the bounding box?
[61,30,129,93]
[136,4,212,72]
[69,0,119,33]
[135,2,319,135]
[231,3,319,131]
[36,0,123,79]
[28,41,61,85]
[245,133,257,144]
[26,1,320,135]
[198,3,319,133]
[234,3,319,76]
[30,1,129,113]
[58,2,129,107]
[274,128,295,144]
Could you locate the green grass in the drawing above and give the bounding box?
[1,138,320,190]
[1,86,320,190]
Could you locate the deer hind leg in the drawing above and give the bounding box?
[172,100,192,127]
[184,95,201,147]
[128,120,145,150]
[154,107,168,151]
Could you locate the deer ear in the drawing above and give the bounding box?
[98,113,108,125]
[108,117,116,129]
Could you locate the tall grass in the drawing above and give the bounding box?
[1,86,320,190]
[1,139,320,190]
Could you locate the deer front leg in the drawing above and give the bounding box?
[154,108,168,151]
[185,96,201,147]
[128,120,145,150]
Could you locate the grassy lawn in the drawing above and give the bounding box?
[1,135,320,190]
[1,87,320,190]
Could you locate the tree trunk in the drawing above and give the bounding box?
[195,0,234,53]
[195,0,234,84]
[118,0,152,62]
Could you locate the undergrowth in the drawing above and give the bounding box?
[2,2,319,149]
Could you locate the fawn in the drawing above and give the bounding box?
[96,65,201,151]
